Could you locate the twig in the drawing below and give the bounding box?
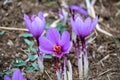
[0,26,46,36]
[98,69,112,77]
[0,27,28,31]
[45,70,53,80]
[97,55,110,65]
[107,74,111,80]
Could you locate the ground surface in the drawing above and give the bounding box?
[0,0,120,80]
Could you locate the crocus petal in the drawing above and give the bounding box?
[69,5,88,15]
[58,31,72,55]
[46,28,60,44]
[70,16,79,35]
[84,16,98,37]
[24,14,32,30]
[82,17,92,37]
[12,69,25,80]
[4,75,11,80]
[31,17,45,38]
[39,36,54,54]
[38,12,46,25]
[59,31,70,47]
[38,12,45,21]
[62,41,72,54]
[31,14,37,21]
[75,15,85,37]
[90,16,98,32]
[24,14,29,20]
[24,14,29,19]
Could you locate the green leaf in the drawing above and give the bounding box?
[56,23,66,34]
[25,62,39,72]
[12,58,26,67]
[30,47,37,53]
[0,72,4,76]
[45,23,51,30]
[3,69,13,76]
[27,53,37,61]
[24,39,37,53]
[19,33,33,38]
[24,39,34,47]
[32,62,39,70]
[25,66,36,72]
[43,55,52,59]
[21,49,30,53]
[0,31,5,35]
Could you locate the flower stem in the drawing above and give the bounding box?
[36,38,44,72]
[36,38,40,56]
[63,56,67,80]
[78,52,83,79]
[74,37,83,79]
[81,37,88,79]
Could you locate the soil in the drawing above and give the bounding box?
[0,0,120,80]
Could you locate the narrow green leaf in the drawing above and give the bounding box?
[19,33,33,38]
[3,70,13,76]
[0,31,5,35]
[30,47,37,53]
[45,23,51,30]
[25,62,39,72]
[24,39,34,47]
[25,66,35,72]
[21,49,30,53]
[32,62,39,70]
[12,58,26,67]
[27,53,37,61]
[56,23,66,34]
[43,55,52,59]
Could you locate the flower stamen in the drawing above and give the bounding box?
[53,44,61,55]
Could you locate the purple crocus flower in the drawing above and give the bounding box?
[39,28,72,58]
[4,69,26,80]
[70,14,98,38]
[71,14,98,79]
[24,12,46,39]
[69,5,88,15]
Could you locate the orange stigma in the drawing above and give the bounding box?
[53,44,61,55]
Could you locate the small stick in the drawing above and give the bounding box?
[45,70,53,80]
[0,27,28,31]
[107,74,111,80]
[0,26,46,36]
[98,69,112,77]
[97,55,110,64]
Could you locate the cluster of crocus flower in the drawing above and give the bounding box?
[70,5,98,79]
[24,11,72,77]
[4,69,26,80]
[22,4,98,79]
